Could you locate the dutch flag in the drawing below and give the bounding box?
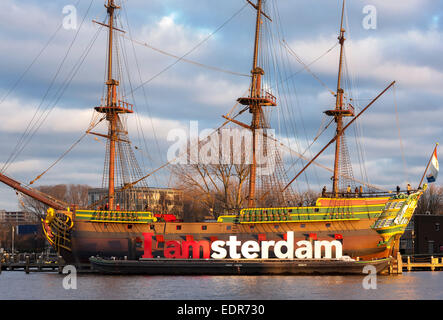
[426,149,439,183]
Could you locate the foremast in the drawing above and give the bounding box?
[94,0,133,211]
[238,0,276,208]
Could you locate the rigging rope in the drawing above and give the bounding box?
[281,40,337,96]
[123,35,250,78]
[123,2,249,98]
[393,84,409,182]
[1,0,97,174]
[28,116,106,185]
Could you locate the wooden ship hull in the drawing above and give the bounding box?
[42,190,422,268]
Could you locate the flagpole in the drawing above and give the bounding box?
[418,143,439,188]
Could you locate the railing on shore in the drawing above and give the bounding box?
[402,255,443,272]
[388,253,443,274]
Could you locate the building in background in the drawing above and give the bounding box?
[400,218,414,255]
[0,210,43,252]
[88,187,184,218]
[413,214,443,255]
[0,210,39,224]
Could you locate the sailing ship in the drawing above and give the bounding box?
[0,0,430,271]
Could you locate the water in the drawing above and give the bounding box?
[0,271,442,300]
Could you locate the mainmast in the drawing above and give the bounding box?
[94,0,133,210]
[238,0,276,208]
[325,0,354,197]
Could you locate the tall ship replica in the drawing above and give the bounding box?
[0,0,433,272]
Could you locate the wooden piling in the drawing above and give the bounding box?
[58,256,63,274]
[396,252,402,274]
[25,255,30,274]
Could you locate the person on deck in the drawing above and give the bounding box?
[407,183,412,195]
[322,186,327,197]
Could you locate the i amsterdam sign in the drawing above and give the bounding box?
[142,232,343,260]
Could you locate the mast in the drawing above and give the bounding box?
[106,0,117,211]
[248,0,263,208]
[94,0,133,210]
[326,0,354,197]
[238,0,276,208]
[281,1,396,193]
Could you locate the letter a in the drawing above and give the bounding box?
[362,5,377,30]
[362,265,377,290]
[62,265,77,290]
[63,5,77,30]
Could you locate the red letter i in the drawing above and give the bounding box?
[142,232,154,258]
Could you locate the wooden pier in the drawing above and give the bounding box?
[0,253,65,273]
[402,255,443,272]
[0,253,96,273]
[388,253,443,274]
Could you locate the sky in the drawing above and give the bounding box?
[0,0,442,210]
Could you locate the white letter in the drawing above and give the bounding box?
[221,128,252,164]
[211,240,227,259]
[274,232,294,259]
[199,129,219,165]
[167,128,187,164]
[62,265,77,290]
[362,265,377,289]
[362,5,377,30]
[241,241,260,259]
[295,240,312,259]
[314,240,343,259]
[226,236,241,259]
[189,121,199,164]
[63,5,77,30]
[256,129,276,176]
[261,240,275,259]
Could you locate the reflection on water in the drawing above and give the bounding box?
[0,272,442,300]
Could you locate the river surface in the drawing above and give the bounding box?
[0,271,442,300]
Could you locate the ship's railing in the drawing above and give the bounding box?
[346,103,355,115]
[321,190,418,199]
[263,90,276,104]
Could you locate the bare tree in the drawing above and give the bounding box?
[18,184,90,219]
[415,184,443,215]
[171,162,250,219]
